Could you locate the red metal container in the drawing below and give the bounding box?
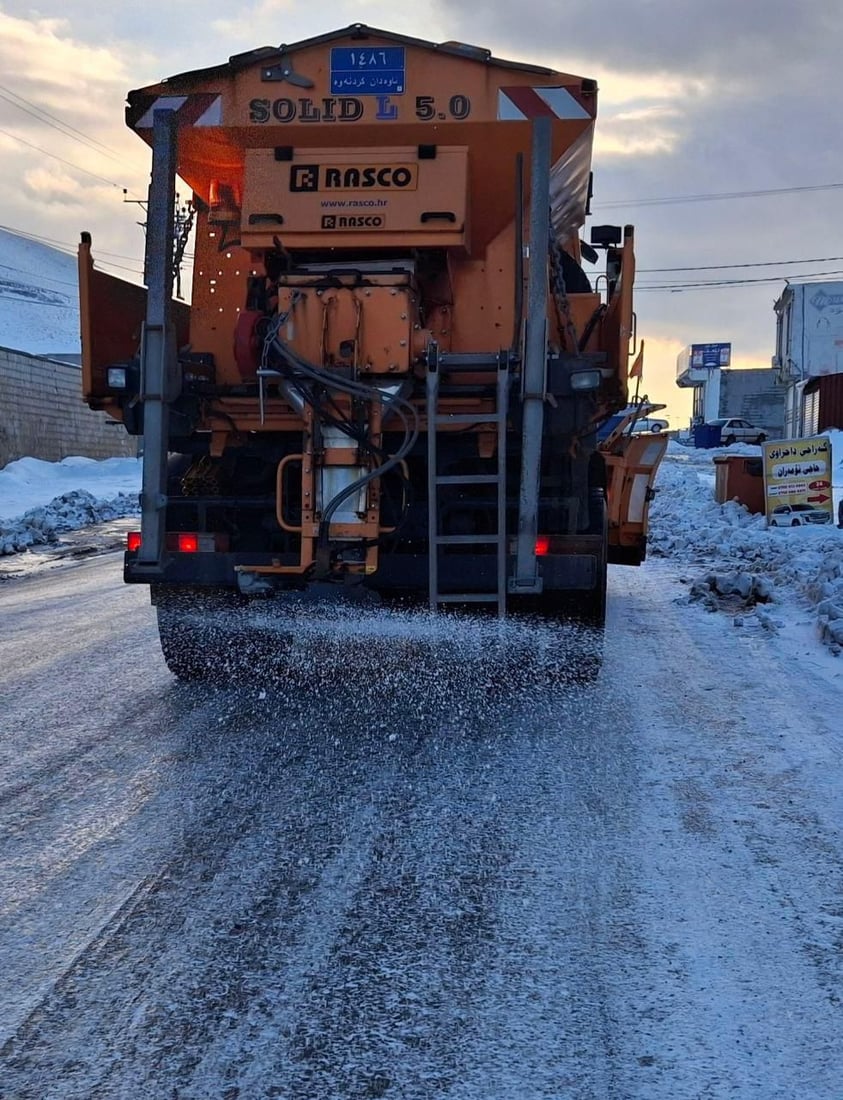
[714,455,765,513]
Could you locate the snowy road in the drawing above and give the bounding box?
[1,555,843,1099]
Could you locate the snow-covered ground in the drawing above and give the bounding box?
[2,435,843,651]
[649,431,843,652]
[0,456,141,555]
[0,227,81,356]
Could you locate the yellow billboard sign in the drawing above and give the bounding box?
[762,436,834,527]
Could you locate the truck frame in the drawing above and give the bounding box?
[78,25,666,678]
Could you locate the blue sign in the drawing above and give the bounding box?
[690,342,731,369]
[330,47,406,95]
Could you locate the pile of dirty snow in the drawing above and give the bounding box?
[2,438,843,651]
[649,431,843,650]
[0,456,141,555]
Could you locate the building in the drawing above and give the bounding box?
[719,368,784,435]
[676,342,732,424]
[803,374,843,435]
[774,280,843,437]
[676,343,785,436]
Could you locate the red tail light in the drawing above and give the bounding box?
[128,531,228,553]
[535,536,551,556]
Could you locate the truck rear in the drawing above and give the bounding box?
[79,25,665,678]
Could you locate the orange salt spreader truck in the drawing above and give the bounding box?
[79,25,666,678]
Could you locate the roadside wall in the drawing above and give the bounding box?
[0,346,136,467]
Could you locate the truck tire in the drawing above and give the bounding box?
[570,488,607,682]
[155,588,302,683]
[153,586,239,681]
[528,488,606,684]
[156,603,213,680]
[569,487,608,627]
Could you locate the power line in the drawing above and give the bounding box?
[597,181,843,209]
[0,291,74,310]
[0,223,197,277]
[0,85,128,165]
[0,223,140,264]
[0,223,77,257]
[0,261,78,288]
[0,223,84,259]
[0,126,126,189]
[637,269,843,291]
[639,255,843,273]
[0,224,145,280]
[0,84,120,156]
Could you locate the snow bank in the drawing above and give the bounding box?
[649,431,843,651]
[0,490,140,555]
[0,227,80,355]
[2,438,843,652]
[0,456,141,523]
[0,456,141,556]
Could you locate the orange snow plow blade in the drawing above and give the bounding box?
[603,429,668,565]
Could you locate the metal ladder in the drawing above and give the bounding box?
[426,354,510,616]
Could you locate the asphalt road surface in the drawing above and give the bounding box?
[1,553,842,1099]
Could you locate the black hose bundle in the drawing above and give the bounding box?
[263,313,420,575]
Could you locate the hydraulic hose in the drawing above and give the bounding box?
[264,330,420,573]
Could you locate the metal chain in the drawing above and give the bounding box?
[548,222,580,354]
[172,198,196,298]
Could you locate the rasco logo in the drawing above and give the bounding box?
[321,215,386,230]
[291,164,417,193]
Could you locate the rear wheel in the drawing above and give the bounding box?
[724,434,736,446]
[534,488,607,683]
[153,586,245,682]
[570,489,606,681]
[590,488,608,626]
[156,604,209,680]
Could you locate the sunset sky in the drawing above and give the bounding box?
[2,0,842,425]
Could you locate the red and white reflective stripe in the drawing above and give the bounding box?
[133,93,222,129]
[497,86,591,121]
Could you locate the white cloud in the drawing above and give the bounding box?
[21,166,86,205]
[0,10,154,281]
[0,0,840,415]
[426,0,843,90]
[0,12,130,94]
[596,106,684,157]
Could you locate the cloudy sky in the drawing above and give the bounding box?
[2,0,842,423]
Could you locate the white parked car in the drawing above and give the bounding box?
[769,503,832,527]
[630,416,669,434]
[709,417,767,445]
